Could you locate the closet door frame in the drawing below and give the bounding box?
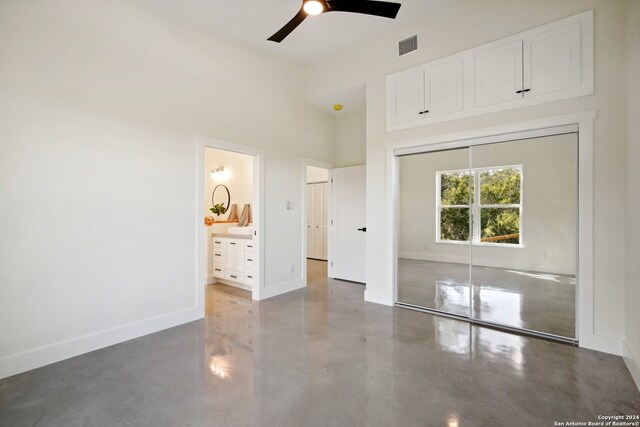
[385,111,612,353]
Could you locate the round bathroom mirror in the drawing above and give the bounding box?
[211,184,230,215]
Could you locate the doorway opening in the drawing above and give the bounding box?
[306,165,330,283]
[200,142,262,315]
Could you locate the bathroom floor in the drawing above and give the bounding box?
[1,260,638,426]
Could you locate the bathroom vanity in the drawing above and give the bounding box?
[212,229,254,290]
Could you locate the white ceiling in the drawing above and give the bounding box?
[127,0,442,64]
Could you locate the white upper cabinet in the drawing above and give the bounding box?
[388,69,425,124]
[523,22,582,98]
[425,58,464,117]
[387,58,462,125]
[386,10,593,132]
[388,58,463,127]
[475,40,523,107]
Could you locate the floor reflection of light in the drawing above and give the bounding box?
[435,280,470,316]
[505,269,575,285]
[435,317,470,355]
[476,328,525,375]
[477,288,523,328]
[448,414,459,427]
[209,356,230,379]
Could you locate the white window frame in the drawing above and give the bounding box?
[436,164,523,247]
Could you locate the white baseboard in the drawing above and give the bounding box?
[214,278,252,291]
[261,278,306,300]
[623,341,640,391]
[398,251,574,275]
[579,332,624,356]
[364,289,394,306]
[0,306,202,380]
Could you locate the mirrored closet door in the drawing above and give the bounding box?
[396,133,578,341]
[397,147,471,318]
[469,134,577,339]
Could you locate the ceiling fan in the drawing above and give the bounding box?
[268,0,402,43]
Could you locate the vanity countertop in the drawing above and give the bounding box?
[212,233,253,240]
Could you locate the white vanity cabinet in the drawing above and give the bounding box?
[386,10,592,132]
[212,236,254,290]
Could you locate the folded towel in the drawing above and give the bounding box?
[226,204,239,222]
[238,204,252,227]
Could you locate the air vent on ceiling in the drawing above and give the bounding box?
[398,35,418,56]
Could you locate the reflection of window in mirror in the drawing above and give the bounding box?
[436,165,522,246]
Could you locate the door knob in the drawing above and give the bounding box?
[357,227,367,232]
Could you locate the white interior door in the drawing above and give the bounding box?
[306,184,315,257]
[331,166,366,283]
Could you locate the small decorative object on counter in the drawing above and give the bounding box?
[204,216,214,226]
[210,203,227,217]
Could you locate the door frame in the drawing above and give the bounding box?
[301,158,333,282]
[385,111,620,355]
[195,136,265,306]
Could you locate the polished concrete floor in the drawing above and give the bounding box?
[1,260,638,426]
[398,259,576,338]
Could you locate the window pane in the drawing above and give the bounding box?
[440,208,470,241]
[480,168,520,205]
[480,207,520,244]
[441,172,473,205]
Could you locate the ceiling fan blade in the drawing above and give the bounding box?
[325,0,401,19]
[268,8,307,43]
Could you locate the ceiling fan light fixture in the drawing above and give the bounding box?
[303,0,324,15]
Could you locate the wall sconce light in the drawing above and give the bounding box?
[210,166,224,179]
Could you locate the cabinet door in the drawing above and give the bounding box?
[388,69,425,125]
[523,22,581,98]
[307,225,315,258]
[424,58,463,117]
[225,240,244,271]
[313,183,323,228]
[306,184,314,226]
[321,183,329,227]
[313,226,325,261]
[475,40,523,107]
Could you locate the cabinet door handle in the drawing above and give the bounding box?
[215,254,222,257]
[230,242,236,245]
[247,275,253,279]
[247,258,253,262]
[357,227,367,232]
[215,268,221,272]
[523,88,531,93]
[516,89,524,94]
[230,275,237,279]
[214,241,221,244]
[418,110,429,115]
[247,245,253,248]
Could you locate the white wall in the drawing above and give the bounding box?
[0,0,334,378]
[307,0,629,349]
[307,165,329,183]
[399,134,577,275]
[335,111,366,167]
[624,0,640,388]
[204,148,253,219]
